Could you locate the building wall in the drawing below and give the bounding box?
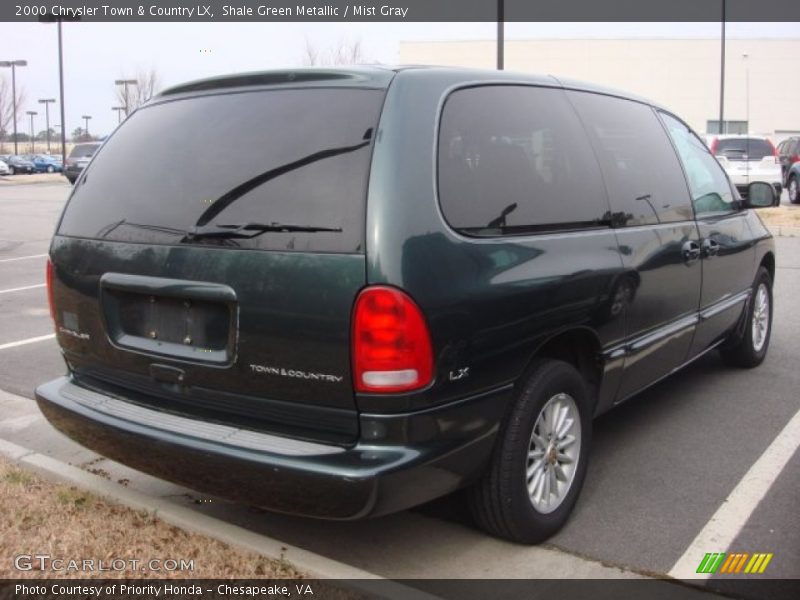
[399,38,799,141]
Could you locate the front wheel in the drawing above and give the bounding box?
[468,359,592,544]
[46,165,54,173]
[720,267,773,368]
[8,166,14,175]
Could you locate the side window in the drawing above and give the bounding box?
[437,85,609,235]
[659,112,736,216]
[567,91,693,226]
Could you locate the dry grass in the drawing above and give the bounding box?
[0,173,67,185]
[0,458,304,579]
[758,205,800,227]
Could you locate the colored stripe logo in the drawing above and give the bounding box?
[696,552,773,574]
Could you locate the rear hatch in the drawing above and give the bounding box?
[713,137,778,187]
[50,79,388,445]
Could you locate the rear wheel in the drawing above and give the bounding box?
[46,165,54,173]
[788,176,800,204]
[8,166,14,175]
[720,267,772,368]
[468,359,592,544]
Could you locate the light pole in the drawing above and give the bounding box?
[0,60,28,155]
[742,52,750,134]
[497,0,504,71]
[719,0,726,134]
[115,79,137,116]
[38,98,56,154]
[81,115,92,139]
[26,111,37,153]
[112,106,125,124]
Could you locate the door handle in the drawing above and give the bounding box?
[682,240,701,263]
[701,238,720,258]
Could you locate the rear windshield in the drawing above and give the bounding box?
[69,143,100,158]
[714,138,773,160]
[58,88,384,253]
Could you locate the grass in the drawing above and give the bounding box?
[758,205,800,227]
[0,457,304,579]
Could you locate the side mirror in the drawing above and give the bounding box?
[744,182,776,208]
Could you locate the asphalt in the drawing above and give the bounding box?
[0,182,797,594]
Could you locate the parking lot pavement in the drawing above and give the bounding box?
[0,183,798,593]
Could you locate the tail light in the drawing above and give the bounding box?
[352,286,433,393]
[768,139,779,164]
[710,138,719,155]
[46,259,56,323]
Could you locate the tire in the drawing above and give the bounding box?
[8,166,14,175]
[46,165,54,173]
[468,359,592,544]
[788,176,800,205]
[720,267,773,368]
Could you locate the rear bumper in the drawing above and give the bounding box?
[35,376,509,519]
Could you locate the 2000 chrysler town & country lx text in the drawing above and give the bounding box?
[36,66,777,543]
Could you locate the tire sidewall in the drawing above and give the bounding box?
[501,361,592,540]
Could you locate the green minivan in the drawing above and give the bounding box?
[36,67,776,543]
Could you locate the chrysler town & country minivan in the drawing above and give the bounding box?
[36,67,776,543]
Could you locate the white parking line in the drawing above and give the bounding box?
[0,334,55,351]
[669,408,800,580]
[0,284,46,294]
[0,254,48,263]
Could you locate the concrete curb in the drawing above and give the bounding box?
[0,437,439,600]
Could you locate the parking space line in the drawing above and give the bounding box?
[0,254,48,263]
[0,334,55,351]
[0,284,46,294]
[669,408,800,580]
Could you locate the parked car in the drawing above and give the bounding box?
[784,161,800,204]
[36,67,776,544]
[776,136,800,183]
[708,135,782,205]
[31,154,63,173]
[64,142,101,184]
[0,159,9,176]
[3,155,35,175]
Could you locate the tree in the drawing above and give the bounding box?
[114,68,161,114]
[0,74,26,151]
[301,38,367,66]
[71,127,93,142]
[37,128,55,141]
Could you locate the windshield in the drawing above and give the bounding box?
[58,88,383,253]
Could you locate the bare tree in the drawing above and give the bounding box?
[114,68,161,114]
[0,74,26,149]
[301,38,367,66]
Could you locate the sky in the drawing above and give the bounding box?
[0,21,797,137]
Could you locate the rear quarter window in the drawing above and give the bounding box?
[437,85,609,235]
[58,88,384,253]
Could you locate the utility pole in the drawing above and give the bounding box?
[82,115,92,138]
[112,106,125,124]
[719,0,726,134]
[115,79,138,116]
[497,0,504,71]
[26,110,37,153]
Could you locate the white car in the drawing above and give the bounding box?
[0,159,10,175]
[707,135,782,205]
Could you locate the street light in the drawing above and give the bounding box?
[39,14,80,167]
[742,52,750,134]
[26,110,37,153]
[115,79,138,116]
[112,106,125,124]
[81,115,92,138]
[0,59,28,155]
[38,98,56,154]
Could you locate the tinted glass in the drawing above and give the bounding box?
[58,88,384,253]
[660,112,736,215]
[714,137,773,160]
[69,143,100,158]
[438,85,608,235]
[568,91,693,226]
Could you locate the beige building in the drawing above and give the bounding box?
[400,38,800,142]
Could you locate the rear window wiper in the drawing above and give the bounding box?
[184,222,342,241]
